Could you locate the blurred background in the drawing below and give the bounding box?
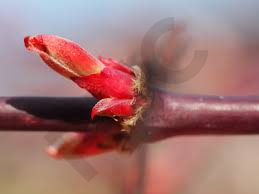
[1,0,259,193]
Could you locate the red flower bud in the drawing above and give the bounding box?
[24,35,104,78]
[91,98,134,119]
[47,132,118,158]
[24,35,146,158]
[98,56,134,75]
[72,67,134,99]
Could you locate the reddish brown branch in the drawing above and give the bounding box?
[1,90,259,144]
[0,97,120,132]
[140,89,259,142]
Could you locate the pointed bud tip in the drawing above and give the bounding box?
[91,109,96,120]
[24,35,46,53]
[24,34,104,78]
[24,36,30,48]
[46,146,62,159]
[24,36,36,51]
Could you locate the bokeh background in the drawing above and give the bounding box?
[1,0,259,193]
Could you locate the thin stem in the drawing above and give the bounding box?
[1,91,259,144]
[140,89,259,142]
[0,97,120,132]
